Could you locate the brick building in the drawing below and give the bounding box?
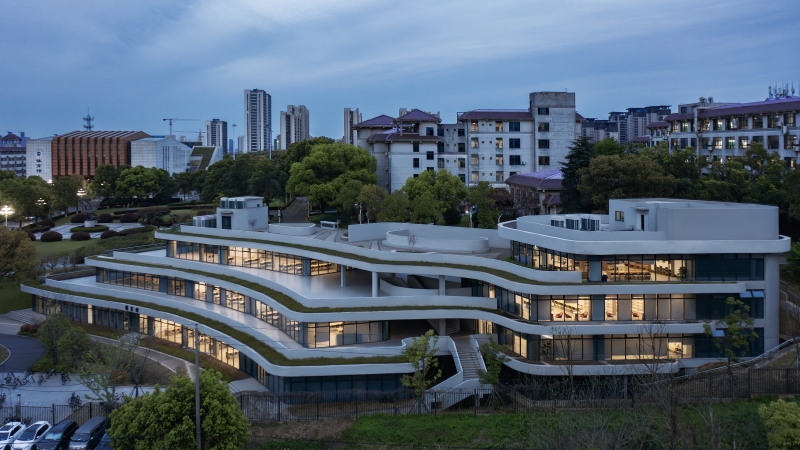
[51,131,150,179]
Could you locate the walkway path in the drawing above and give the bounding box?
[88,335,198,381]
[0,335,46,372]
[282,197,309,223]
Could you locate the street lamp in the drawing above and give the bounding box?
[1,205,12,228]
[355,203,363,224]
[36,198,47,222]
[76,188,86,213]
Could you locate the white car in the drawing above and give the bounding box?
[11,421,50,450]
[0,422,26,450]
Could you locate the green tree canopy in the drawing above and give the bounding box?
[409,190,441,224]
[378,190,410,222]
[51,174,84,214]
[286,143,377,208]
[561,136,597,213]
[334,179,364,218]
[356,185,388,223]
[247,157,286,204]
[109,370,250,450]
[468,181,497,228]
[759,399,800,450]
[0,227,37,282]
[577,154,677,213]
[88,164,119,199]
[116,166,160,206]
[0,176,52,222]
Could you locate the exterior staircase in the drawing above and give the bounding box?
[455,339,481,380]
[445,319,461,335]
[3,309,45,325]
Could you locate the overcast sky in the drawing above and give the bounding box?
[2,0,798,143]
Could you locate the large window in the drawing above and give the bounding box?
[509,155,521,166]
[509,241,764,282]
[471,138,479,149]
[303,321,389,348]
[537,108,549,115]
[538,139,550,149]
[509,138,521,149]
[739,136,749,149]
[726,137,735,149]
[509,122,521,132]
[495,121,503,132]
[413,158,419,168]
[470,121,478,132]
[768,135,779,149]
[495,138,503,149]
[426,151,434,160]
[457,142,465,153]
[538,156,550,166]
[538,122,549,132]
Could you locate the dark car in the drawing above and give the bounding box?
[68,417,108,450]
[93,434,113,450]
[37,420,79,450]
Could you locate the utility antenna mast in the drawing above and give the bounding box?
[83,108,94,131]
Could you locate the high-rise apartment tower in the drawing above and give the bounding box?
[279,105,310,151]
[243,89,272,155]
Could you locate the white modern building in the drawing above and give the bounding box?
[204,119,228,153]
[22,198,787,397]
[343,108,362,145]
[244,89,272,154]
[130,136,194,175]
[25,137,53,182]
[279,105,310,151]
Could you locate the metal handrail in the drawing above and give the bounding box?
[675,335,800,379]
[103,242,166,256]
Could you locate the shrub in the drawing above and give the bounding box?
[27,232,35,241]
[119,225,156,236]
[40,231,63,242]
[136,206,170,215]
[97,213,114,223]
[71,213,87,223]
[443,207,463,226]
[27,225,51,233]
[19,323,39,335]
[100,230,119,240]
[70,225,109,233]
[120,213,139,223]
[138,201,152,207]
[40,219,55,227]
[171,213,192,225]
[70,231,91,241]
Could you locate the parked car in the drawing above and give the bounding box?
[93,434,113,450]
[37,420,79,450]
[0,422,26,450]
[11,421,51,450]
[67,418,108,450]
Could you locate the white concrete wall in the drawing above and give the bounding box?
[348,222,508,248]
[268,223,316,236]
[216,206,269,231]
[26,139,52,181]
[384,229,490,253]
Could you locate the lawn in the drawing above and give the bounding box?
[0,345,9,365]
[0,283,32,314]
[34,238,96,260]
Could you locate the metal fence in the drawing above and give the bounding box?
[235,367,800,422]
[0,403,106,426]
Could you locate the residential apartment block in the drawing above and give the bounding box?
[279,105,310,151]
[354,91,579,192]
[664,92,800,166]
[23,197,787,398]
[343,108,362,145]
[607,106,671,144]
[0,132,27,178]
[244,89,272,154]
[204,119,228,153]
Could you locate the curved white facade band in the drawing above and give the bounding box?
[22,197,788,394]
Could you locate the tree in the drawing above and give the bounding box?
[356,185,388,223]
[594,137,625,156]
[401,170,467,218]
[58,326,91,369]
[401,329,442,412]
[334,179,364,218]
[151,168,177,204]
[81,338,135,414]
[51,174,83,214]
[550,325,579,400]
[286,143,377,211]
[787,241,800,281]
[278,137,335,174]
[703,297,757,393]
[88,164,119,199]
[0,176,52,223]
[378,191,409,222]
[477,337,508,408]
[468,181,497,228]
[173,172,195,201]
[116,166,160,207]
[577,154,677,213]
[410,190,441,224]
[759,399,800,450]
[247,157,286,204]
[0,227,37,282]
[561,136,596,213]
[37,306,71,367]
[109,370,250,450]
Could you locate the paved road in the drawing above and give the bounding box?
[283,197,310,223]
[0,335,46,373]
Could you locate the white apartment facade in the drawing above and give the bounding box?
[279,105,310,151]
[664,93,800,166]
[354,92,579,192]
[244,89,272,154]
[26,137,53,182]
[204,119,228,153]
[22,197,787,397]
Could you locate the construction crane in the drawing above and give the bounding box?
[162,118,200,135]
[174,129,205,143]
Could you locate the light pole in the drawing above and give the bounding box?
[36,198,47,221]
[194,324,202,450]
[77,188,86,213]
[355,203,363,224]
[1,205,12,228]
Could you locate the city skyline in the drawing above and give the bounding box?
[1,0,798,140]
